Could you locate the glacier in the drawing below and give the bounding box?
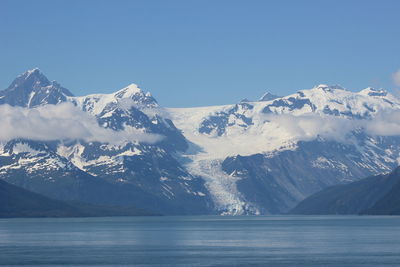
[1,69,400,215]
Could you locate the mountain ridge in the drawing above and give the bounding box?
[1,68,400,215]
[0,178,152,218]
[290,167,400,215]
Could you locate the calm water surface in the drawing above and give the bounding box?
[0,215,400,266]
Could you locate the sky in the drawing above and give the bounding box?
[0,0,399,107]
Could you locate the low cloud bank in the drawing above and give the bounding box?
[185,109,400,159]
[263,110,400,144]
[365,110,400,136]
[263,113,355,143]
[2,101,400,148]
[0,102,162,144]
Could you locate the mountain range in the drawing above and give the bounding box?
[1,68,400,216]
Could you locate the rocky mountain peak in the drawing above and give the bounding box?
[359,87,388,97]
[115,83,143,98]
[0,68,74,108]
[8,68,51,90]
[113,83,158,108]
[259,92,280,101]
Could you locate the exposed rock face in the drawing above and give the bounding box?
[1,69,400,215]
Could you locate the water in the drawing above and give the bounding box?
[1,216,400,266]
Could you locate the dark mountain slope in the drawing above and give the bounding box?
[363,177,400,215]
[290,167,400,215]
[0,178,81,217]
[0,179,151,218]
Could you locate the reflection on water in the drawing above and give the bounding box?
[1,216,400,266]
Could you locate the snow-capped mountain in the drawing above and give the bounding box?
[166,84,400,214]
[70,84,188,151]
[1,68,400,215]
[0,69,213,215]
[261,84,398,117]
[0,68,73,107]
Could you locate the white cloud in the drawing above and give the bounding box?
[264,110,400,143]
[392,69,400,87]
[267,111,400,138]
[365,110,400,136]
[263,113,358,143]
[206,111,400,158]
[0,103,162,144]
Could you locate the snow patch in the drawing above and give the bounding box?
[12,143,41,156]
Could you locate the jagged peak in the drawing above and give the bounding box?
[25,67,41,76]
[4,68,51,92]
[114,83,144,98]
[113,83,157,106]
[72,82,158,115]
[11,68,73,95]
[359,87,388,97]
[259,92,279,101]
[16,68,48,82]
[0,68,74,107]
[10,68,37,78]
[122,83,142,93]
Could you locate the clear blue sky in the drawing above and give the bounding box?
[1,0,399,107]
